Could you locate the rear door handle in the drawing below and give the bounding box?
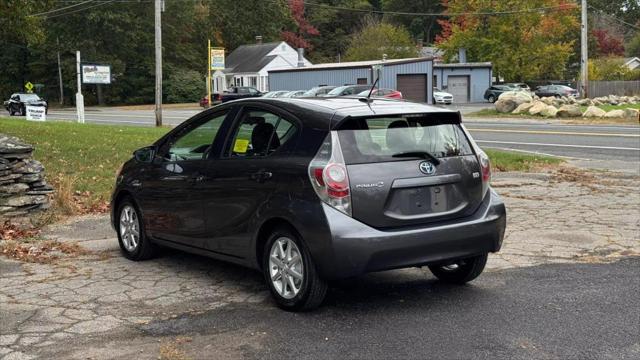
[250,171,273,183]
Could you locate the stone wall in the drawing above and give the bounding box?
[0,134,53,219]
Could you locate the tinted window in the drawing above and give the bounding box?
[337,115,473,164]
[166,112,227,161]
[228,109,296,157]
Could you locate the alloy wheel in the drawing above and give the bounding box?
[119,205,140,252]
[268,237,304,299]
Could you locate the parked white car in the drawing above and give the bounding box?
[433,88,453,105]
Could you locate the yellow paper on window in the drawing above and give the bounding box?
[233,139,250,153]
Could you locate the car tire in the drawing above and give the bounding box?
[262,226,327,311]
[116,197,157,261]
[488,95,496,103]
[19,106,25,116]
[428,253,488,284]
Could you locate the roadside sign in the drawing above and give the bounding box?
[25,106,46,122]
[82,64,111,84]
[24,82,34,93]
[210,48,225,70]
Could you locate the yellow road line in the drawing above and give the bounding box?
[466,128,640,138]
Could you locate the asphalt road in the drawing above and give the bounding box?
[139,258,640,359]
[39,108,640,172]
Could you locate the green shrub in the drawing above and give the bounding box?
[165,70,205,103]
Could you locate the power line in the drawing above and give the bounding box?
[29,0,95,17]
[299,1,576,17]
[588,5,640,30]
[41,0,119,19]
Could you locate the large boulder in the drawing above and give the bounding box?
[512,102,535,114]
[540,105,558,117]
[577,98,593,106]
[498,90,533,105]
[604,109,625,118]
[528,101,549,116]
[540,96,556,106]
[583,106,606,118]
[495,98,518,113]
[557,104,582,118]
[623,108,639,119]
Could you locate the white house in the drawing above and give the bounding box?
[212,40,312,93]
[624,57,640,70]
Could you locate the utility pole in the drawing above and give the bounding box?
[154,0,163,127]
[76,51,85,124]
[580,0,588,99]
[56,37,64,105]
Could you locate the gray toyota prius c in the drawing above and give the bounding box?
[111,96,506,311]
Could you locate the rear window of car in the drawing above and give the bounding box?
[336,115,474,164]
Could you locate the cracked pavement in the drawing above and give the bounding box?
[1,169,639,359]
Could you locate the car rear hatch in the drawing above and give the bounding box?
[335,113,483,229]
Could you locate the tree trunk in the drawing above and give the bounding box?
[96,84,104,106]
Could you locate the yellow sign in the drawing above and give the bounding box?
[233,139,249,154]
[210,48,225,70]
[24,82,34,93]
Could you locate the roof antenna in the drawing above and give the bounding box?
[360,76,380,103]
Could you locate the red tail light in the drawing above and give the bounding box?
[308,132,352,216]
[478,151,491,196]
[324,163,349,198]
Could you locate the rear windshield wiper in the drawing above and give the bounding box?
[392,151,441,165]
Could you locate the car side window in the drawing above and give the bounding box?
[228,109,296,158]
[165,112,227,161]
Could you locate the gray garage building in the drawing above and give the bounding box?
[269,58,492,104]
[433,62,493,103]
[269,58,435,103]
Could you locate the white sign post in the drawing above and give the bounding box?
[76,51,85,124]
[25,106,46,121]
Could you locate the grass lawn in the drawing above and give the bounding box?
[485,149,562,172]
[0,118,168,211]
[0,118,561,213]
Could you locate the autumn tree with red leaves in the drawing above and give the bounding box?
[592,29,625,57]
[281,0,320,50]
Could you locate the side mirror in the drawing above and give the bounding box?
[133,146,156,163]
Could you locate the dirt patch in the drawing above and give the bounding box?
[159,337,193,360]
[0,239,90,264]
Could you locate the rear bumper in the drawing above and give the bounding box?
[316,189,506,280]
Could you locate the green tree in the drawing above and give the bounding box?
[165,70,205,103]
[382,0,444,45]
[344,18,418,61]
[305,0,374,63]
[0,0,52,98]
[588,57,640,80]
[436,0,579,81]
[209,0,293,51]
[626,33,640,58]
